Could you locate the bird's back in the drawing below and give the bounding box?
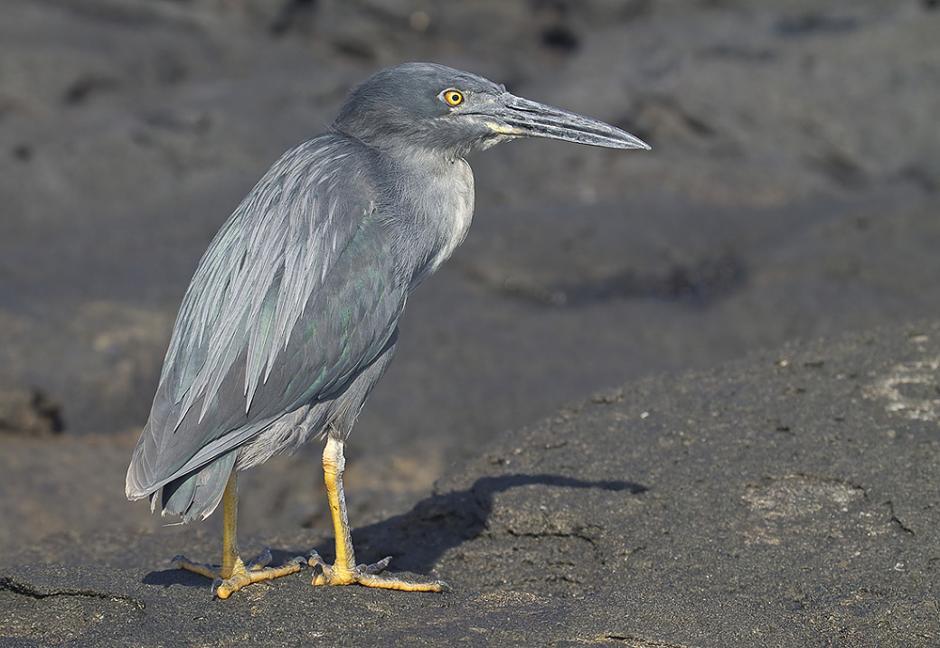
[126,134,411,515]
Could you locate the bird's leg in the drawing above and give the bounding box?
[173,471,304,599]
[308,437,445,592]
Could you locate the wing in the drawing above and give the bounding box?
[126,135,403,498]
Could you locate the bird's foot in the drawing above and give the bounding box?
[173,548,305,599]
[307,551,446,592]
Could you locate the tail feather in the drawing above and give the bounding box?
[153,451,237,523]
[126,422,157,500]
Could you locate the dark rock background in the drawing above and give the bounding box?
[1,0,939,643]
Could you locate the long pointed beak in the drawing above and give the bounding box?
[493,94,650,151]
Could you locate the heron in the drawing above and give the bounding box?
[126,62,649,598]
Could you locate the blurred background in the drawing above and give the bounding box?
[1,0,938,555]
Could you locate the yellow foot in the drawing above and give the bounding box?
[308,552,446,592]
[173,548,305,599]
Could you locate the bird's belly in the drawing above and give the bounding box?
[235,402,321,470]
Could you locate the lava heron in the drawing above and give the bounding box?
[126,62,649,598]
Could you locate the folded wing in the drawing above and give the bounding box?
[126,135,401,499]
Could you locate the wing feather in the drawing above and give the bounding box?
[126,135,395,499]
[163,139,362,425]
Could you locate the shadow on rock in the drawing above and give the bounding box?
[142,473,646,587]
[142,567,223,589]
[323,473,647,575]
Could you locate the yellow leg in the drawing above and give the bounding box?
[220,470,239,579]
[174,471,304,599]
[308,437,445,592]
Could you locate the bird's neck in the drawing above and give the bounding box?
[378,145,476,289]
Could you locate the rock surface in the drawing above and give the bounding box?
[3,322,940,646]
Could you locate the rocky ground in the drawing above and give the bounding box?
[4,322,940,646]
[1,0,939,645]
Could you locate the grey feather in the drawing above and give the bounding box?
[126,134,405,501]
[164,138,363,425]
[157,450,237,522]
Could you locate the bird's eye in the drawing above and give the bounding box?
[442,89,464,107]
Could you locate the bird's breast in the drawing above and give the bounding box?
[403,157,475,288]
[427,158,475,272]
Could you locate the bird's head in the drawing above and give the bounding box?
[333,62,650,158]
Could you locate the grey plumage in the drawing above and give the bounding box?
[127,136,406,521]
[126,62,648,523]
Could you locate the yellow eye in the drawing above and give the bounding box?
[443,89,464,107]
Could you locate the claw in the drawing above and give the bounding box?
[361,556,392,575]
[248,547,273,571]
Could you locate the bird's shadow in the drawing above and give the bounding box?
[143,473,647,587]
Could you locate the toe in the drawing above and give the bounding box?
[356,573,446,592]
[174,556,220,580]
[215,561,304,599]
